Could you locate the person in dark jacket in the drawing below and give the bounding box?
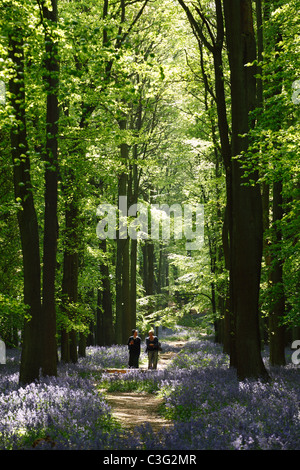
[145,329,159,369]
[127,329,141,368]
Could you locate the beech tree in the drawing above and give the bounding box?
[250,0,300,361]
[7,2,43,385]
[177,0,269,379]
[222,0,269,380]
[3,0,60,382]
[39,0,60,377]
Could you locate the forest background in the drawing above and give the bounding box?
[0,0,299,385]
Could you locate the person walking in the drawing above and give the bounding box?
[127,329,141,368]
[145,329,159,370]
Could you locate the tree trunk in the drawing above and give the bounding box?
[116,117,130,344]
[78,333,86,357]
[96,287,104,346]
[128,131,140,329]
[99,239,114,345]
[96,179,114,346]
[61,330,70,363]
[121,236,130,343]
[41,0,59,377]
[61,193,79,363]
[8,31,42,385]
[269,180,286,365]
[178,0,234,358]
[69,330,78,363]
[147,242,155,297]
[213,0,236,362]
[266,8,286,366]
[142,242,148,295]
[223,0,269,380]
[130,238,137,326]
[115,228,123,345]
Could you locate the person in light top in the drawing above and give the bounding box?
[145,329,159,370]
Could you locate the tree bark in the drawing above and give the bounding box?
[116,118,130,344]
[267,9,286,365]
[61,192,79,363]
[177,0,235,359]
[40,0,59,377]
[96,287,104,346]
[128,96,141,329]
[115,224,123,345]
[269,180,286,365]
[99,239,114,345]
[223,0,269,380]
[8,31,42,385]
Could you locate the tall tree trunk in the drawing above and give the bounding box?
[96,178,114,346]
[115,225,123,345]
[178,0,234,359]
[147,243,155,296]
[8,30,42,385]
[121,237,130,343]
[268,16,286,365]
[128,97,141,329]
[142,242,148,295]
[99,239,114,345]
[256,0,271,348]
[257,0,286,364]
[78,333,86,357]
[96,288,104,346]
[61,192,79,363]
[269,180,286,365]
[130,237,137,326]
[116,117,130,344]
[40,0,59,377]
[223,0,269,380]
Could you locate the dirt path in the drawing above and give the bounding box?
[105,392,170,432]
[104,341,186,433]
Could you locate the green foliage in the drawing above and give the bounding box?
[0,0,299,359]
[57,300,95,337]
[102,377,159,394]
[246,1,300,328]
[0,294,27,347]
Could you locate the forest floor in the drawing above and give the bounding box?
[104,340,187,433]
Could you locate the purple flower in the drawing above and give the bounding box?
[0,340,299,450]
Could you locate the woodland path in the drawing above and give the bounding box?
[104,341,187,433]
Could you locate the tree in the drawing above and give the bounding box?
[177,0,269,379]
[6,2,43,385]
[176,0,233,354]
[250,0,300,362]
[264,4,286,366]
[222,0,269,380]
[3,0,60,382]
[38,0,60,377]
[60,168,80,363]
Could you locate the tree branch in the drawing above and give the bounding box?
[121,0,150,44]
[177,0,214,53]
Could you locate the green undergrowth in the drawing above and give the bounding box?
[99,377,160,394]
